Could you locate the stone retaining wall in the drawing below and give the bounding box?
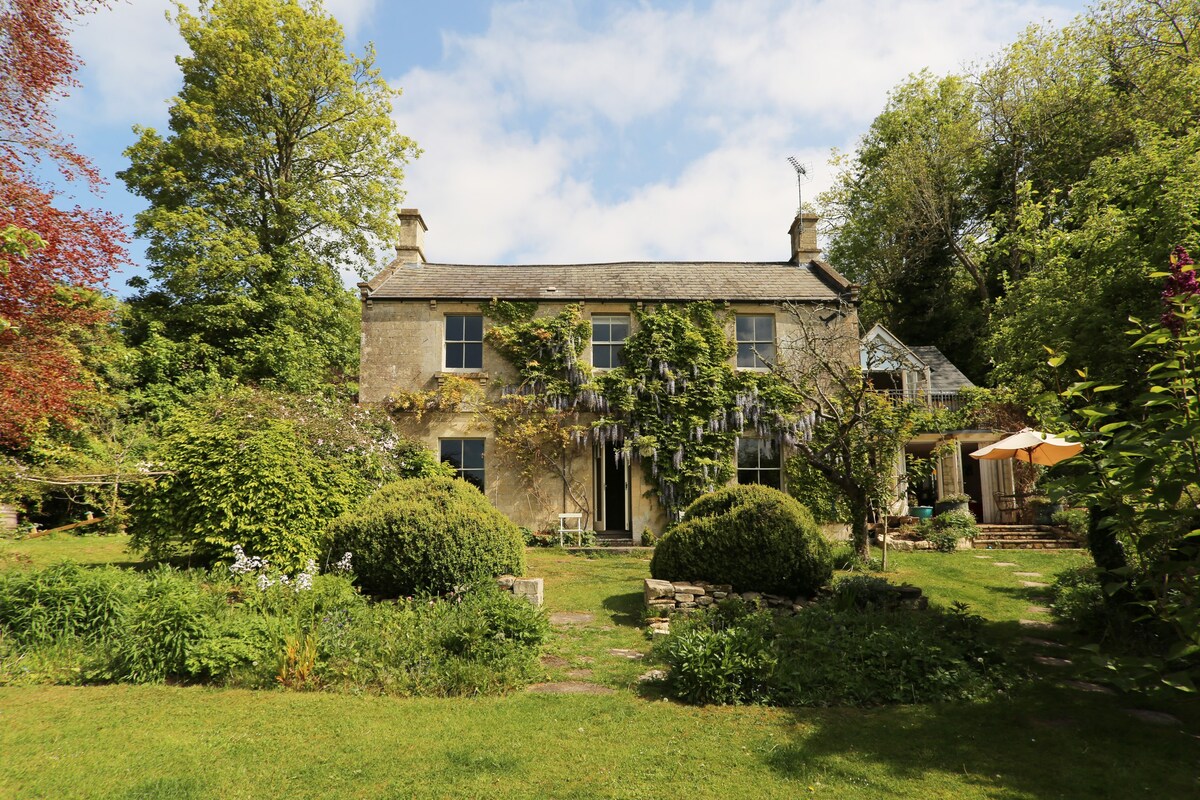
[496,575,544,606]
[644,579,815,616]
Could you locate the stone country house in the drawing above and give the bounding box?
[358,209,861,539]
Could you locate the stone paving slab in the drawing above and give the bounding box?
[974,555,993,559]
[993,562,1019,567]
[1033,655,1073,667]
[1026,605,1053,614]
[1020,580,1051,588]
[1019,619,1063,631]
[528,681,614,695]
[1021,637,1067,649]
[608,648,645,660]
[1125,709,1182,726]
[1013,572,1043,577]
[1063,679,1115,695]
[549,612,595,626]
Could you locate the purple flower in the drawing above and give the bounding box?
[1161,246,1196,333]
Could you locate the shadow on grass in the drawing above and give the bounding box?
[601,591,644,627]
[764,682,1199,799]
[756,611,1200,798]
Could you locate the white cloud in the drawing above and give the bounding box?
[67,0,378,125]
[387,0,1075,269]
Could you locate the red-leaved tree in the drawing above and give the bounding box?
[0,0,128,448]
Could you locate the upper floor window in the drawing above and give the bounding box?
[737,437,782,490]
[736,315,775,369]
[445,314,483,370]
[592,314,630,369]
[440,438,485,492]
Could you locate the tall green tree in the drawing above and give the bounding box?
[119,0,418,394]
[820,73,991,380]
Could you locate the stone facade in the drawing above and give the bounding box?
[359,208,860,536]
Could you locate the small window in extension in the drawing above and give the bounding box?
[737,437,782,490]
[592,314,630,369]
[445,314,484,370]
[440,438,485,492]
[736,315,775,369]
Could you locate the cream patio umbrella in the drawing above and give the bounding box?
[969,428,1083,466]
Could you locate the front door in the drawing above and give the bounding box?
[595,443,630,533]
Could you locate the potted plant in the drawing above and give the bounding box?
[934,492,971,516]
[1026,495,1061,525]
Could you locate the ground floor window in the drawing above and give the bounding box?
[736,437,782,490]
[440,438,485,492]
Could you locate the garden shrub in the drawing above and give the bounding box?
[652,593,1018,707]
[1051,508,1089,541]
[1048,565,1109,635]
[127,388,448,570]
[654,602,775,705]
[771,604,1016,706]
[0,559,547,696]
[916,510,977,552]
[327,477,526,597]
[650,484,833,596]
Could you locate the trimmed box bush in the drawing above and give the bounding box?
[649,484,833,597]
[328,477,526,597]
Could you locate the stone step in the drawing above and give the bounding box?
[974,539,1078,550]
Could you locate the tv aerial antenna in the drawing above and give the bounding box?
[787,156,810,231]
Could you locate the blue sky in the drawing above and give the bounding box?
[59,0,1089,294]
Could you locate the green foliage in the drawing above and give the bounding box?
[650,484,833,596]
[0,562,547,695]
[127,389,444,569]
[771,604,1016,707]
[1051,257,1200,692]
[1048,566,1109,636]
[1051,507,1089,540]
[786,455,850,523]
[653,596,1017,707]
[118,0,418,394]
[915,510,977,552]
[483,303,591,400]
[327,477,526,597]
[653,602,775,705]
[822,4,1200,394]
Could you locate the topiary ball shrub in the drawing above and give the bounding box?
[650,484,833,596]
[327,477,526,597]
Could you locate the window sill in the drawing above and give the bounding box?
[436,371,489,387]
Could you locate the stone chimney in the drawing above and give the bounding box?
[396,208,427,263]
[788,212,820,263]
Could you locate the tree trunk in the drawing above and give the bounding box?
[850,494,872,561]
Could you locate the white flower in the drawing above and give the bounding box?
[256,573,273,591]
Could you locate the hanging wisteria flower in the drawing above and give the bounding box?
[1161,246,1197,334]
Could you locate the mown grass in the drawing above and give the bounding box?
[1,540,1198,799]
[0,532,140,570]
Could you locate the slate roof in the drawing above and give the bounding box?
[909,346,975,393]
[363,259,854,302]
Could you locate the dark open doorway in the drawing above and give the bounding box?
[595,442,629,533]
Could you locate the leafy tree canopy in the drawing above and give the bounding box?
[119,0,419,394]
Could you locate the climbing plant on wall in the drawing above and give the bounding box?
[477,301,807,521]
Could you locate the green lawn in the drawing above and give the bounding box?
[1,537,1198,799]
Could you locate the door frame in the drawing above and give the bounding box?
[594,442,631,532]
